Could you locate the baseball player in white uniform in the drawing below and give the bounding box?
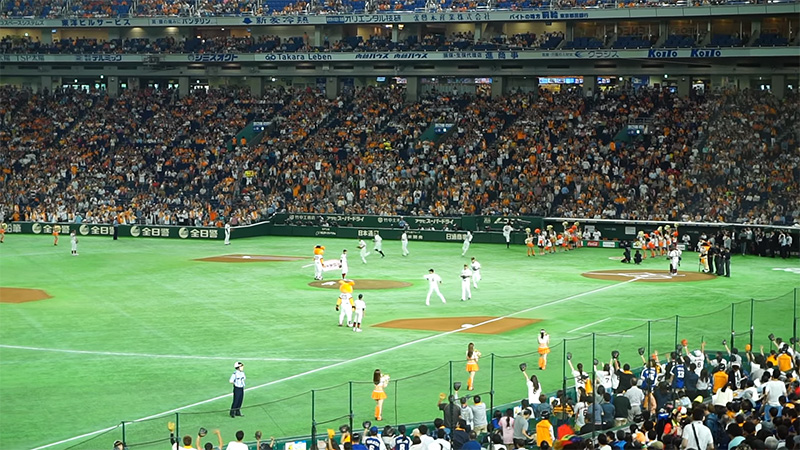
[340,249,349,279]
[401,231,410,256]
[353,294,366,332]
[460,264,473,301]
[424,269,446,306]
[70,230,79,256]
[224,222,231,245]
[461,231,473,256]
[358,239,370,264]
[502,223,513,248]
[470,257,482,289]
[373,232,385,258]
[668,245,682,276]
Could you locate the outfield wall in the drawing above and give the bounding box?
[4,216,797,253]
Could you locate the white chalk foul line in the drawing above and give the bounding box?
[32,277,637,450]
[0,345,344,363]
[567,317,610,334]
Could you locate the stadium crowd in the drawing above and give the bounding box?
[1,84,798,226]
[0,32,592,55]
[3,0,799,19]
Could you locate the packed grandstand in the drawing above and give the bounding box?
[4,0,798,19]
[1,85,798,227]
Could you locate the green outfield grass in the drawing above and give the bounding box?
[0,234,798,450]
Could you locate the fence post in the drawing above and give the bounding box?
[490,353,495,416]
[121,422,126,448]
[176,412,180,445]
[730,302,736,348]
[591,333,596,441]
[349,381,354,434]
[561,339,567,396]
[794,288,798,351]
[647,321,651,357]
[311,390,317,450]
[448,360,453,396]
[674,315,679,349]
[749,298,755,350]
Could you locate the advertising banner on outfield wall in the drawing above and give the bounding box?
[277,213,463,231]
[6,222,227,240]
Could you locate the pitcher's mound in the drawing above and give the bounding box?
[0,287,52,303]
[309,279,412,290]
[196,254,307,263]
[375,316,540,334]
[582,269,715,282]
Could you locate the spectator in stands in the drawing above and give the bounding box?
[681,408,714,450]
[438,393,461,431]
[226,430,248,450]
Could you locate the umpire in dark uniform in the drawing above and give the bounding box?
[721,247,731,277]
[229,362,246,417]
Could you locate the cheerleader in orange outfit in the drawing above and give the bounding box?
[536,229,545,255]
[372,369,390,421]
[646,234,657,258]
[525,231,535,257]
[466,343,481,391]
[52,225,60,246]
[0,223,6,243]
[538,329,550,370]
[638,231,647,259]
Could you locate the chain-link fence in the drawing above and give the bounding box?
[100,288,797,448]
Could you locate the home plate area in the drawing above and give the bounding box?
[374,317,540,334]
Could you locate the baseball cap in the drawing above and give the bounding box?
[370,426,379,434]
[234,361,243,369]
[648,442,664,450]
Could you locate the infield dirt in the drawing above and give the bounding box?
[0,287,52,303]
[374,316,540,334]
[582,269,716,282]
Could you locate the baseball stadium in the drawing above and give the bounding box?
[1,2,799,450]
